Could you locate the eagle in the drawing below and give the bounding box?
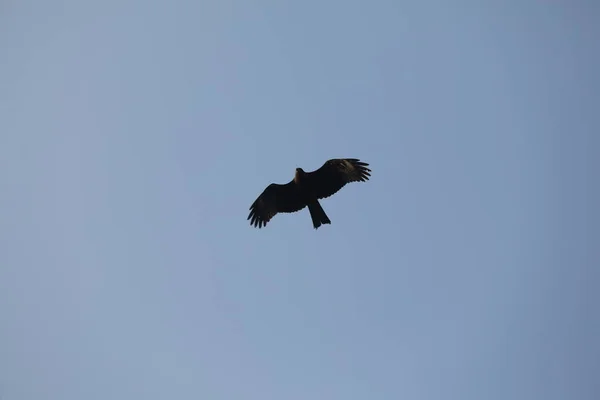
[248,158,371,229]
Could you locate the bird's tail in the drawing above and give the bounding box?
[308,200,331,229]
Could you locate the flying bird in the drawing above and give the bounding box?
[248,158,371,229]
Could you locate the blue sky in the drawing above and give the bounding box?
[1,1,598,399]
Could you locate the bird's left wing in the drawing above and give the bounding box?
[305,158,371,199]
[248,181,306,228]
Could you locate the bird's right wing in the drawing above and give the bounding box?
[248,181,306,228]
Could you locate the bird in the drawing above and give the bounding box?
[248,158,371,229]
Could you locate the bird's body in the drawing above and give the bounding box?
[248,158,371,229]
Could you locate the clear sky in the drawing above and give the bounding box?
[1,1,598,399]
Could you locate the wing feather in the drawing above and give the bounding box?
[304,158,371,199]
[247,180,306,228]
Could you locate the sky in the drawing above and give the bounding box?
[1,1,599,399]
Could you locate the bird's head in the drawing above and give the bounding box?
[294,167,305,182]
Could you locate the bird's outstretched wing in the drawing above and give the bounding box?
[248,181,306,228]
[304,158,371,199]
